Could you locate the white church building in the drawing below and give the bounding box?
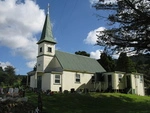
[27,8,145,96]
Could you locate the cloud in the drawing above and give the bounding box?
[89,0,117,5]
[0,61,13,70]
[111,54,119,59]
[90,49,120,59]
[84,27,106,45]
[90,50,103,59]
[0,0,45,68]
[26,60,36,69]
[89,0,99,5]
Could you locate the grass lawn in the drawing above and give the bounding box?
[26,92,150,113]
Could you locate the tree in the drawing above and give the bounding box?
[33,64,37,71]
[98,52,115,72]
[116,52,136,73]
[4,66,16,76]
[131,54,150,87]
[4,66,16,86]
[0,71,9,86]
[93,0,150,53]
[75,51,90,57]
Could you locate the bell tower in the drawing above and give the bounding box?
[37,4,56,72]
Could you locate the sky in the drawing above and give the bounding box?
[0,0,117,75]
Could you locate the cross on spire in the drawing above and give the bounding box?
[47,3,50,14]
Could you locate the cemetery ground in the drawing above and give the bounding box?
[26,91,150,113]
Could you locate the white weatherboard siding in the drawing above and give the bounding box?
[39,71,94,92]
[112,73,116,89]
[131,74,135,90]
[134,74,145,96]
[124,73,145,96]
[38,43,55,56]
[30,76,35,88]
[42,73,51,91]
[43,56,53,70]
[29,71,145,95]
[37,42,55,72]
[139,75,144,96]
[61,71,94,91]
[102,73,116,90]
[47,57,62,72]
[44,43,55,56]
[50,74,61,91]
[28,10,145,96]
[130,74,137,94]
[37,56,44,72]
[37,56,53,72]
[116,73,125,90]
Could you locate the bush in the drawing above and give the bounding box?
[0,100,35,113]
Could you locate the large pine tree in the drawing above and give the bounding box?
[98,52,115,72]
[93,0,150,53]
[116,52,136,73]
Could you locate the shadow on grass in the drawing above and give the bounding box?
[27,92,150,113]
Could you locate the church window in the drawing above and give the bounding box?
[75,74,80,83]
[40,47,42,52]
[91,76,95,83]
[140,75,143,82]
[55,75,60,84]
[118,74,122,82]
[48,47,52,52]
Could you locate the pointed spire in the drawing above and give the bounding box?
[37,3,56,44]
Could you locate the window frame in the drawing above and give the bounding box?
[75,74,80,83]
[47,47,52,53]
[40,47,42,52]
[54,75,61,84]
[118,74,122,82]
[140,75,143,82]
[91,76,95,83]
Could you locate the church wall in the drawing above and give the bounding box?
[43,42,55,56]
[101,73,117,90]
[37,55,53,72]
[133,74,145,96]
[37,42,55,72]
[50,74,61,91]
[62,71,94,91]
[131,74,136,90]
[30,75,36,88]
[38,43,55,56]
[37,56,44,72]
[115,73,126,89]
[43,56,53,71]
[46,57,62,72]
[42,73,51,91]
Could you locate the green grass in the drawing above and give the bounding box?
[26,92,150,113]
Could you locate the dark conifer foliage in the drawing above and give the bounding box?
[75,51,90,57]
[93,0,150,53]
[116,52,136,73]
[98,52,115,72]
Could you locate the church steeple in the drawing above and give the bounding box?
[37,4,56,72]
[37,4,56,44]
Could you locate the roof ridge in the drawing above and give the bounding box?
[56,50,94,59]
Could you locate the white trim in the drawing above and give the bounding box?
[54,74,61,84]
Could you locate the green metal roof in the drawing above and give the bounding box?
[55,50,106,73]
[37,14,56,44]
